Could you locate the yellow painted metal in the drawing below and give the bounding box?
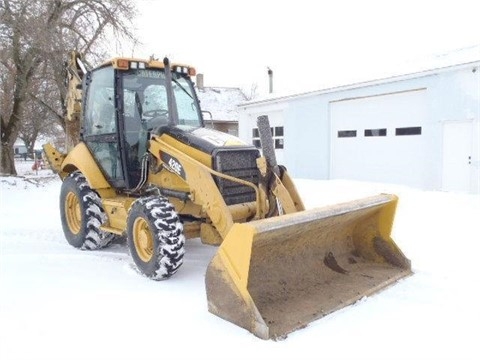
[65,51,83,125]
[169,198,203,219]
[101,197,136,233]
[271,175,298,214]
[100,226,124,236]
[200,223,224,245]
[228,202,257,222]
[149,136,267,238]
[43,143,68,179]
[276,170,305,212]
[148,168,191,194]
[183,222,201,240]
[65,191,81,235]
[206,224,270,338]
[206,194,412,340]
[132,217,154,263]
[61,142,112,191]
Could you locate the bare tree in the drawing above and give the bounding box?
[243,83,259,101]
[0,0,136,175]
[18,62,63,155]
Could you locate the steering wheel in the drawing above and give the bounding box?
[143,109,168,118]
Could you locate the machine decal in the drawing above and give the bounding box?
[161,152,186,179]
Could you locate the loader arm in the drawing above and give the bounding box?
[256,115,304,215]
[270,167,305,213]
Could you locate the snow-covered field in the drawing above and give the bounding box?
[1,160,479,360]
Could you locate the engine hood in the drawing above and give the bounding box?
[159,126,255,155]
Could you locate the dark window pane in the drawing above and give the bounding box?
[396,126,422,136]
[365,128,387,137]
[338,130,357,138]
[253,139,261,148]
[275,126,284,136]
[252,128,259,138]
[275,139,284,149]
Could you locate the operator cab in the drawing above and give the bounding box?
[80,58,202,189]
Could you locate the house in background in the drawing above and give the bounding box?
[195,74,247,136]
[13,140,27,159]
[238,47,480,194]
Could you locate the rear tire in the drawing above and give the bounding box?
[127,195,185,280]
[60,171,115,250]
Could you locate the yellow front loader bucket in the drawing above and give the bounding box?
[206,194,411,340]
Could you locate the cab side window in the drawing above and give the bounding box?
[84,67,115,135]
[83,66,123,184]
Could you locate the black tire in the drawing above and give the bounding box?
[127,195,185,280]
[60,171,115,250]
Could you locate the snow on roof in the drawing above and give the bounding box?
[196,86,247,122]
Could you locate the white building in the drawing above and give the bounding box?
[238,53,480,194]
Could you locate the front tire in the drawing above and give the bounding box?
[60,171,115,250]
[127,196,185,280]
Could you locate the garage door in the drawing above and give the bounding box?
[330,89,431,189]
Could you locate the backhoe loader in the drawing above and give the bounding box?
[44,51,412,340]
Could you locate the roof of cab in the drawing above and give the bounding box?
[96,57,193,71]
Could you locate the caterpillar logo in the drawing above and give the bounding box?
[161,153,186,179]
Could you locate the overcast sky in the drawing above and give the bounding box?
[113,0,480,96]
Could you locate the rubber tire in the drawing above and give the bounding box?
[60,171,115,250]
[127,195,185,280]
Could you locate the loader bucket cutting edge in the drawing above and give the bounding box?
[205,194,412,340]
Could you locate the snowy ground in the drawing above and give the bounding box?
[1,160,479,360]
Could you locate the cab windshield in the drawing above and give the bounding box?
[122,68,202,131]
[119,68,202,188]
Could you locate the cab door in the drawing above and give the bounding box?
[82,66,125,187]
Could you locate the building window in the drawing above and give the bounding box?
[396,126,422,136]
[338,130,357,138]
[365,128,387,137]
[252,126,284,149]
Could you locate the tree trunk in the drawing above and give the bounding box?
[0,141,17,176]
[1,78,29,175]
[1,93,23,176]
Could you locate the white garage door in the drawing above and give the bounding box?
[330,89,431,189]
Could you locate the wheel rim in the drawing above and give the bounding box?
[65,191,81,234]
[133,217,153,263]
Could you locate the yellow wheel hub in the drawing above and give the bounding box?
[133,218,153,263]
[65,191,81,235]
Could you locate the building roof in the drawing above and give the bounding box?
[240,45,480,107]
[196,86,247,122]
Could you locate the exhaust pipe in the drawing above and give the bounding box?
[268,67,273,94]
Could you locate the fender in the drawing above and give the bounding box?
[61,142,111,191]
